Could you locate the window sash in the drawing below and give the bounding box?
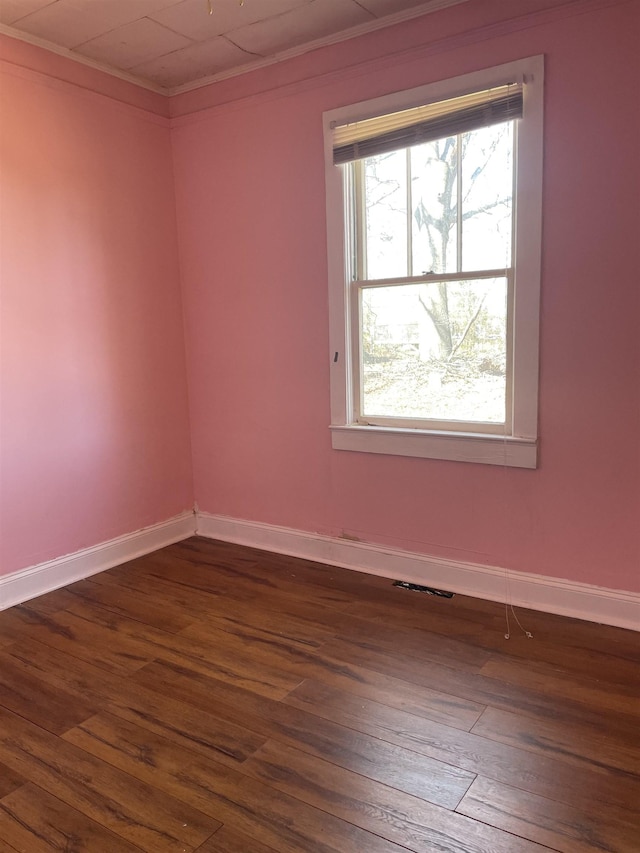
[350,270,514,434]
[346,119,516,434]
[352,121,516,282]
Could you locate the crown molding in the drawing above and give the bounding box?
[168,0,471,95]
[1,0,630,112]
[0,0,470,99]
[0,22,167,94]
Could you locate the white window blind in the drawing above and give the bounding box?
[332,83,523,165]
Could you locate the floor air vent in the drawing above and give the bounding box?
[393,581,454,598]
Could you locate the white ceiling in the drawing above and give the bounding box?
[0,0,468,93]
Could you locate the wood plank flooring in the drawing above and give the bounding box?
[0,536,638,852]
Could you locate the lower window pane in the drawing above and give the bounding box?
[360,279,507,424]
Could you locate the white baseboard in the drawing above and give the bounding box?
[3,509,637,632]
[0,511,196,611]
[196,512,640,632]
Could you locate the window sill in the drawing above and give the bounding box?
[330,424,537,468]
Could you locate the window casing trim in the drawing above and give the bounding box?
[331,425,537,468]
[324,56,543,467]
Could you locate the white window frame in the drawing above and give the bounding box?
[324,56,543,468]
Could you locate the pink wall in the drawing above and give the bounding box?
[0,52,193,574]
[1,0,638,594]
[173,0,640,593]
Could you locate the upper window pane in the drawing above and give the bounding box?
[364,150,408,279]
[411,138,458,275]
[461,123,513,270]
[361,122,514,280]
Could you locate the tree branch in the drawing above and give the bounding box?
[448,289,489,361]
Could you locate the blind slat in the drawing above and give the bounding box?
[333,85,523,165]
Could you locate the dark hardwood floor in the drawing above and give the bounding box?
[0,536,638,852]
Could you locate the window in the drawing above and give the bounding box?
[324,58,543,467]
